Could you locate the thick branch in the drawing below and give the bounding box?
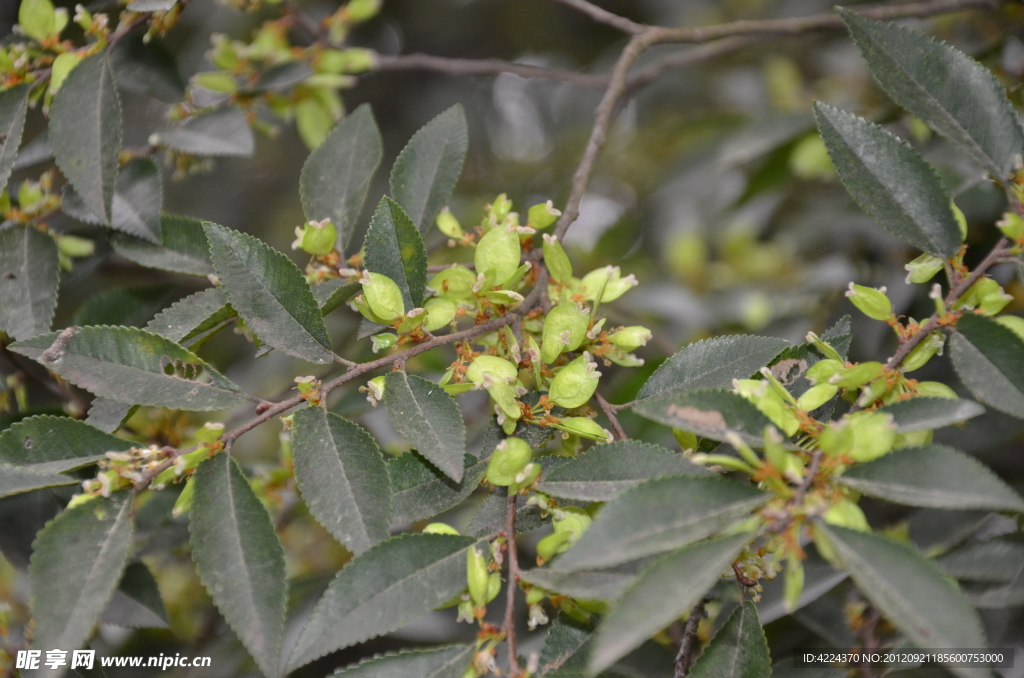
[549,0,645,34]
[673,599,707,678]
[503,492,522,676]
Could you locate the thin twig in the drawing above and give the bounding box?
[549,0,645,34]
[503,492,521,677]
[374,53,607,87]
[673,599,707,678]
[594,391,628,440]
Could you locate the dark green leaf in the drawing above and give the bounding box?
[85,398,138,434]
[467,487,545,537]
[520,559,650,602]
[62,158,163,243]
[204,222,335,364]
[111,213,213,276]
[156,107,254,157]
[29,493,134,660]
[50,52,121,225]
[0,465,76,498]
[390,105,468,232]
[190,453,286,678]
[756,545,849,623]
[110,31,185,104]
[9,326,247,411]
[688,602,771,678]
[250,62,312,93]
[330,645,474,678]
[0,85,30,190]
[814,102,960,257]
[552,476,768,571]
[145,287,234,345]
[965,566,1024,608]
[292,407,392,554]
[840,9,1024,179]
[313,279,360,316]
[99,562,169,629]
[73,286,178,329]
[837,444,1024,512]
[0,415,133,473]
[388,453,485,526]
[588,533,752,675]
[0,224,59,340]
[637,335,789,401]
[384,372,467,482]
[364,197,429,309]
[821,525,987,678]
[950,312,1024,418]
[631,389,775,446]
[539,617,594,676]
[127,0,176,9]
[300,104,382,248]
[536,441,711,502]
[935,538,1024,582]
[286,534,476,672]
[879,397,985,432]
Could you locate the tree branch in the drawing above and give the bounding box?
[373,53,606,87]
[595,391,628,440]
[673,599,707,678]
[503,492,522,676]
[549,0,645,34]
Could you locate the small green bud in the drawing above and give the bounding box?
[423,297,457,332]
[845,283,892,321]
[423,522,460,535]
[482,289,525,307]
[951,201,968,241]
[172,476,196,518]
[17,181,42,210]
[846,411,896,462]
[784,554,805,612]
[555,416,612,443]
[364,375,386,406]
[360,272,405,321]
[345,0,383,21]
[540,302,589,363]
[49,51,83,95]
[996,315,1024,342]
[489,193,512,221]
[486,438,532,486]
[436,207,463,239]
[210,34,239,71]
[508,462,541,494]
[19,0,56,42]
[542,234,573,284]
[796,383,837,411]
[673,428,698,451]
[915,381,958,399]
[902,332,944,372]
[195,72,238,93]
[467,355,518,385]
[733,379,800,436]
[805,359,844,384]
[486,572,501,603]
[528,201,561,230]
[818,421,854,457]
[536,531,572,563]
[789,135,835,180]
[823,499,870,532]
[579,266,638,303]
[429,266,476,299]
[195,422,224,443]
[978,284,1013,316]
[475,224,521,286]
[54,234,94,259]
[526,587,546,606]
[855,377,890,409]
[548,353,600,409]
[484,374,522,421]
[467,547,490,610]
[292,219,337,256]
[904,253,944,284]
[317,48,376,74]
[371,332,397,353]
[607,326,652,352]
[552,506,591,538]
[829,361,884,389]
[997,212,1024,240]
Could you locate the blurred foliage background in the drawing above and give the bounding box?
[4,0,1024,676]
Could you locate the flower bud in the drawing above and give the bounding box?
[435,207,463,239]
[528,201,560,230]
[540,302,590,363]
[998,212,1024,240]
[795,383,837,412]
[673,428,698,451]
[360,272,405,321]
[823,499,870,532]
[423,298,457,332]
[365,375,385,406]
[805,359,844,384]
[467,355,518,385]
[845,283,892,321]
[429,265,476,299]
[542,234,572,284]
[55,234,95,259]
[846,411,896,462]
[489,193,513,221]
[608,326,652,352]
[467,547,490,610]
[579,266,638,303]
[195,422,224,443]
[423,522,460,535]
[486,438,532,486]
[536,531,572,564]
[172,477,196,518]
[555,416,612,443]
[371,332,397,353]
[292,219,337,256]
[904,253,944,284]
[474,224,521,286]
[902,332,944,372]
[548,353,600,409]
[915,381,958,399]
[996,315,1024,342]
[829,361,884,389]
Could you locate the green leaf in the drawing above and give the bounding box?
[9,326,247,411]
[63,158,163,243]
[0,415,133,473]
[552,476,768,571]
[467,487,545,537]
[85,398,138,434]
[190,453,286,678]
[813,102,961,258]
[637,335,789,401]
[364,196,429,309]
[840,9,1024,180]
[837,444,1024,513]
[520,560,648,603]
[966,571,1024,609]
[330,645,474,678]
[539,617,594,676]
[0,224,59,340]
[0,465,77,498]
[49,51,121,225]
[312,278,360,316]
[935,538,1024,583]
[588,533,753,675]
[300,103,383,249]
[145,287,234,345]
[110,31,185,104]
[388,452,486,526]
[536,441,712,502]
[111,213,213,276]
[384,372,467,482]
[0,85,30,190]
[99,561,169,629]
[203,222,335,364]
[688,602,771,678]
[156,107,254,157]
[878,397,985,432]
[389,105,469,232]
[950,312,1024,419]
[292,407,392,554]
[821,525,987,678]
[29,493,134,660]
[73,286,178,329]
[286,534,476,672]
[631,388,775,446]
